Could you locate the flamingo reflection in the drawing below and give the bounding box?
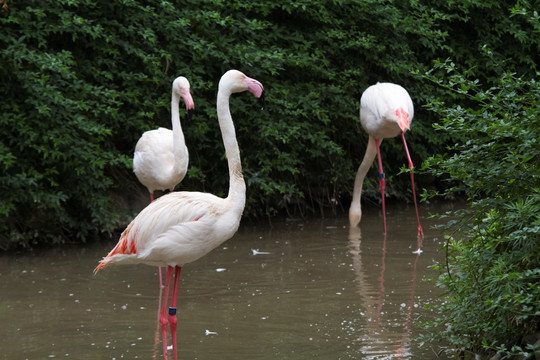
[394,235,424,358]
[348,227,423,359]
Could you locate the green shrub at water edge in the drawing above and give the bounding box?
[420,54,540,357]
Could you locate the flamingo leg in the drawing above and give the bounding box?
[150,194,165,317]
[149,190,165,359]
[160,266,174,360]
[400,132,424,240]
[152,266,165,359]
[168,266,182,360]
[374,138,387,235]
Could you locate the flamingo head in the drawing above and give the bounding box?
[349,208,361,228]
[220,70,264,106]
[173,76,195,119]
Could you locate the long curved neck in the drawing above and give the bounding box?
[171,91,187,171]
[217,88,246,211]
[349,136,377,226]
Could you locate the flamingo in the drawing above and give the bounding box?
[132,76,195,334]
[95,70,264,360]
[133,76,195,203]
[349,82,423,239]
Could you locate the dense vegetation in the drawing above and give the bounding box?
[420,55,540,358]
[1,0,539,356]
[2,0,537,247]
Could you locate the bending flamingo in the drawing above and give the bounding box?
[95,70,264,360]
[133,76,195,203]
[349,82,423,238]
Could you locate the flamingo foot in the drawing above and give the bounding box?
[417,224,424,240]
[416,224,424,254]
[169,308,178,360]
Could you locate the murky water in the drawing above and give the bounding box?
[0,204,453,359]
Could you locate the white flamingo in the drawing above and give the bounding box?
[132,76,195,329]
[95,70,264,360]
[349,82,423,238]
[133,76,195,202]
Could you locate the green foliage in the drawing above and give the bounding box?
[0,0,170,248]
[1,0,539,248]
[420,55,540,356]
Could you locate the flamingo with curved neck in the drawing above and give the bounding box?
[133,76,195,202]
[95,70,264,360]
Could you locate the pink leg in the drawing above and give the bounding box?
[374,139,387,235]
[150,193,164,311]
[160,266,174,360]
[400,132,424,239]
[169,266,182,360]
[152,267,165,359]
[149,192,163,359]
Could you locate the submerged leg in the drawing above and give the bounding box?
[152,266,165,359]
[149,194,164,359]
[160,266,174,360]
[374,138,387,235]
[169,266,182,360]
[400,132,424,240]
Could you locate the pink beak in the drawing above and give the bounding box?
[180,88,195,111]
[244,76,264,98]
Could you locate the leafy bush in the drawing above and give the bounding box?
[1,0,539,248]
[0,1,185,248]
[420,54,540,356]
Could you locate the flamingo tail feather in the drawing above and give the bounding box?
[94,225,137,275]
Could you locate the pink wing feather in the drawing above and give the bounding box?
[94,222,137,273]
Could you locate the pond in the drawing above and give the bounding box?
[0,203,454,359]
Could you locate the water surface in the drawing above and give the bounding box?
[0,205,451,359]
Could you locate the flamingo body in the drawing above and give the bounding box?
[350,82,423,238]
[133,128,188,194]
[359,82,414,139]
[94,191,241,271]
[133,76,194,200]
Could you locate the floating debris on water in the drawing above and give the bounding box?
[251,249,271,255]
